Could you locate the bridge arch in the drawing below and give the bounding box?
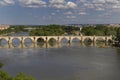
[60,38,69,45]
[82,37,93,42]
[0,37,9,42]
[95,37,105,42]
[48,38,57,43]
[0,38,8,47]
[22,37,34,43]
[35,36,46,43]
[106,36,113,42]
[71,37,81,43]
[24,38,33,48]
[24,38,33,43]
[37,38,45,43]
[11,38,21,47]
[0,38,8,42]
[59,36,70,43]
[71,36,81,42]
[9,37,22,43]
[47,36,58,42]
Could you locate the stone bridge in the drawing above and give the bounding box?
[0,36,112,44]
[0,36,113,48]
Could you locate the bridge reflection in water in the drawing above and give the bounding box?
[0,36,112,48]
[0,41,111,49]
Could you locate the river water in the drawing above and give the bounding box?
[0,33,120,80]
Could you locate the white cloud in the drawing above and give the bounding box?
[49,0,77,9]
[77,0,120,11]
[66,1,77,9]
[106,0,119,4]
[98,12,111,17]
[94,3,103,7]
[94,3,105,11]
[51,4,65,9]
[64,11,73,15]
[93,0,106,4]
[51,12,56,15]
[77,0,87,3]
[96,7,105,11]
[79,12,87,15]
[0,0,15,6]
[49,0,65,4]
[112,4,120,9]
[19,0,47,8]
[1,0,120,19]
[84,3,94,9]
[66,15,76,18]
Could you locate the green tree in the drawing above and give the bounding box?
[81,26,96,36]
[0,70,12,80]
[14,73,35,80]
[116,28,120,42]
[29,25,65,36]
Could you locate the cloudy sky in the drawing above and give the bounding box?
[0,0,120,25]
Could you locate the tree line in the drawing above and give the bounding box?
[81,25,120,41]
[29,25,80,36]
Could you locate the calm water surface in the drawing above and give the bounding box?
[0,45,120,80]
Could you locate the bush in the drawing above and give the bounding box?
[0,71,36,80]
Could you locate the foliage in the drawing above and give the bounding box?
[62,26,80,34]
[29,25,79,36]
[81,25,118,36]
[0,70,36,80]
[14,72,35,80]
[13,26,25,33]
[116,28,120,42]
[81,26,96,36]
[0,25,28,35]
[0,28,13,35]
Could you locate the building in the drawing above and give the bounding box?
[0,25,10,30]
[108,24,120,28]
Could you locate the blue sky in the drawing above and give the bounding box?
[0,0,120,25]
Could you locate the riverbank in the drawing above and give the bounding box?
[0,32,15,36]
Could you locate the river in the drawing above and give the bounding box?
[0,32,120,80]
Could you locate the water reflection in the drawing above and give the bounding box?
[72,38,80,43]
[24,38,33,47]
[0,38,8,47]
[0,42,110,49]
[84,41,92,47]
[48,41,57,47]
[60,38,71,47]
[12,38,21,47]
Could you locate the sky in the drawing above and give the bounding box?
[0,0,120,25]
